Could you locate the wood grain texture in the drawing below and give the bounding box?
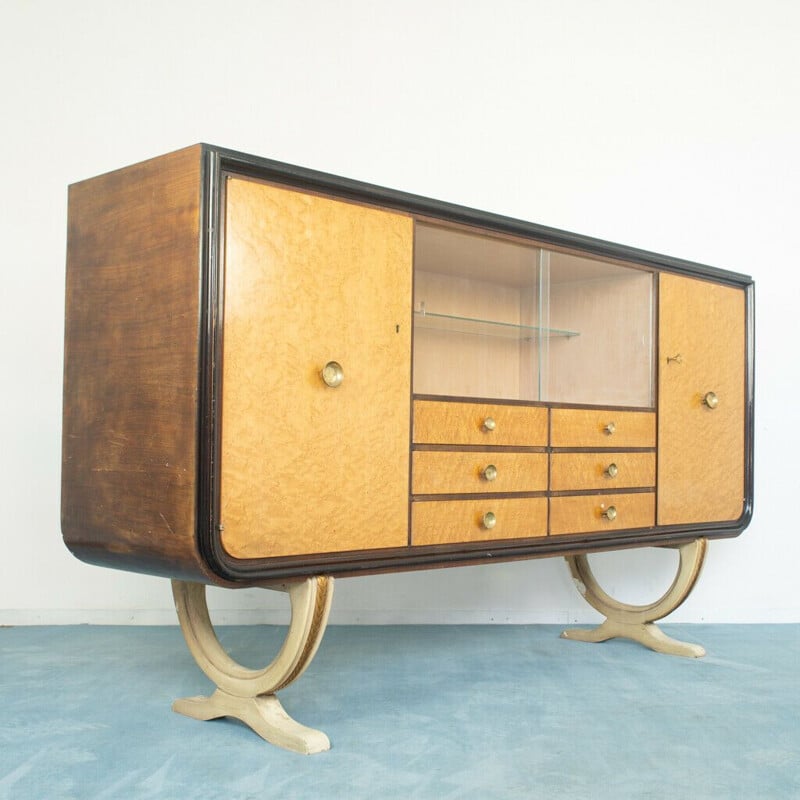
[412,497,547,545]
[61,145,214,582]
[550,408,655,448]
[412,451,548,495]
[549,493,655,535]
[657,274,746,524]
[550,452,655,492]
[220,177,413,559]
[413,400,548,446]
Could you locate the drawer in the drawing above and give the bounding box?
[412,451,548,495]
[412,497,548,545]
[549,492,655,535]
[413,400,548,446]
[550,408,655,448]
[550,452,655,491]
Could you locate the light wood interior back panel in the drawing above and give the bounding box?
[220,177,413,558]
[658,274,746,524]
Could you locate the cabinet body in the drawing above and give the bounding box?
[62,145,753,585]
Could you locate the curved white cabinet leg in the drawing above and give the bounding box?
[561,539,707,658]
[172,576,334,753]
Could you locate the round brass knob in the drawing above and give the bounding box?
[602,506,617,521]
[604,422,616,435]
[605,463,619,478]
[703,391,719,409]
[483,464,498,482]
[482,511,497,530]
[483,417,497,432]
[321,361,344,388]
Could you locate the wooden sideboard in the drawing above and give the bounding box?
[62,144,753,586]
[62,145,753,751]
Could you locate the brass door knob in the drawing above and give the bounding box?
[605,463,619,478]
[482,511,497,530]
[482,464,498,482]
[482,417,497,432]
[703,391,719,409]
[604,422,616,435]
[602,506,617,521]
[321,361,344,388]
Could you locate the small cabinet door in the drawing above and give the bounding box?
[658,273,746,525]
[219,177,413,558]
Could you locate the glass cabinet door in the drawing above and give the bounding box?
[412,222,654,408]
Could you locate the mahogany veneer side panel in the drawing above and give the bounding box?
[61,145,216,582]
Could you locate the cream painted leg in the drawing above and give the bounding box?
[561,539,707,658]
[172,576,334,753]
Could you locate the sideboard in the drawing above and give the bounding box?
[62,144,754,752]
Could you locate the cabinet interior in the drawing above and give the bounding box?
[413,222,655,407]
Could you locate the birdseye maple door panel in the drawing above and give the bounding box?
[219,177,414,558]
[657,273,746,525]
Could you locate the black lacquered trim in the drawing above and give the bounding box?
[193,144,755,584]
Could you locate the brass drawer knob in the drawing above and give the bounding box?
[703,391,719,409]
[482,511,497,530]
[604,421,616,435]
[321,361,344,388]
[602,505,618,521]
[605,463,619,478]
[482,464,498,482]
[482,417,497,432]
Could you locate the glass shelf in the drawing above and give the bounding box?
[413,310,579,341]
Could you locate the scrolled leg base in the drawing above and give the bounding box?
[561,538,707,659]
[173,689,330,754]
[171,575,334,753]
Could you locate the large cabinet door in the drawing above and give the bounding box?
[219,177,413,558]
[658,273,746,525]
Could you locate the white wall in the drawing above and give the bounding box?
[2,0,798,625]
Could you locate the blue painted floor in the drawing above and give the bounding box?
[1,624,798,799]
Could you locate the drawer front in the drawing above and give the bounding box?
[550,452,655,491]
[550,408,655,448]
[550,493,655,535]
[413,451,548,495]
[412,498,548,545]
[413,400,548,446]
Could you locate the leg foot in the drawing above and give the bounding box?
[561,619,705,658]
[561,539,707,658]
[173,689,330,754]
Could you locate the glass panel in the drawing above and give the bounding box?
[546,252,654,407]
[412,222,655,407]
[412,223,547,401]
